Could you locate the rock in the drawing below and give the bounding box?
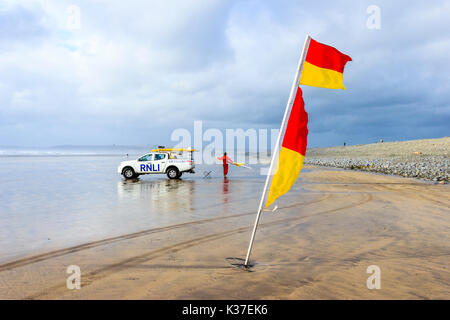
[305,155,448,183]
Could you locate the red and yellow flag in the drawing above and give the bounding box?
[300,38,352,90]
[266,87,308,208]
[265,38,351,208]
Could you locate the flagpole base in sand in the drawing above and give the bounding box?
[225,257,254,272]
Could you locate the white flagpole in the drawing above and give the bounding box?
[244,34,311,267]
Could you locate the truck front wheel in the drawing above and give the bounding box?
[122,167,136,179]
[166,167,179,179]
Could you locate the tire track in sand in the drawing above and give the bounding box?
[379,183,450,208]
[25,193,372,299]
[0,194,332,272]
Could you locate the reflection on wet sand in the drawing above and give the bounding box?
[222,178,229,204]
[0,157,264,268]
[117,178,195,212]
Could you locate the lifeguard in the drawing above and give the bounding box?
[217,152,234,178]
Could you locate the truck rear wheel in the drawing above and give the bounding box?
[166,167,179,179]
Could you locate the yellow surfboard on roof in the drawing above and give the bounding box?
[150,148,197,152]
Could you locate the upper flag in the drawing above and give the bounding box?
[300,38,352,90]
[265,37,351,208]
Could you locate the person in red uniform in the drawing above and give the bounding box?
[217,152,233,177]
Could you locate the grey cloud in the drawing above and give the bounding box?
[0,0,448,147]
[0,4,49,45]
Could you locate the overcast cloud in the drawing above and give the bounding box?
[0,0,449,147]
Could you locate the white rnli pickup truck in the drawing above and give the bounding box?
[118,148,195,179]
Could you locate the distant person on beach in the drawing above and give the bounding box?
[217,152,234,177]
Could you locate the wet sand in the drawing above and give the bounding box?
[0,166,449,299]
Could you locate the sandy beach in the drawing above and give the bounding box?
[1,164,448,299]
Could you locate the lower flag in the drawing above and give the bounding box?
[265,87,308,208]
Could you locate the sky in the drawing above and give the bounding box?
[0,0,449,148]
